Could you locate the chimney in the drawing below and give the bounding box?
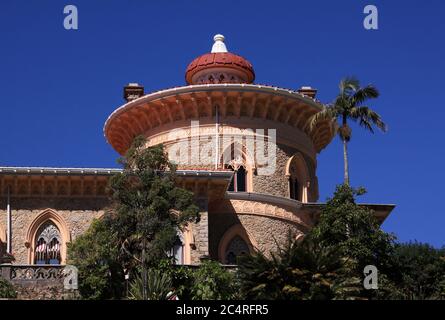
[124,83,144,102]
[298,86,317,99]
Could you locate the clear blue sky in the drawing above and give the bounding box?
[1,1,444,246]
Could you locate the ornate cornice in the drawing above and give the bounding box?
[104,84,335,155]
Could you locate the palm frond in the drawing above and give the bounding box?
[339,77,360,96]
[352,85,379,105]
[350,106,387,133]
[306,105,338,133]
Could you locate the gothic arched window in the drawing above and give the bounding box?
[226,164,247,192]
[34,222,62,265]
[288,162,302,201]
[223,143,248,192]
[286,153,310,203]
[224,236,249,265]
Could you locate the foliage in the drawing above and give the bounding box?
[0,277,17,299]
[308,77,386,142]
[109,136,200,273]
[130,259,237,300]
[156,259,194,299]
[237,234,361,300]
[128,269,173,300]
[68,136,199,300]
[67,217,124,300]
[391,242,445,299]
[190,260,238,300]
[311,184,396,275]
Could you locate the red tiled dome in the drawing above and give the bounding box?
[186,52,255,85]
[185,35,255,85]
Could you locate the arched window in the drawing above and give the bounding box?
[226,163,247,192]
[34,222,61,265]
[223,143,251,192]
[285,153,310,202]
[236,166,247,192]
[224,236,249,265]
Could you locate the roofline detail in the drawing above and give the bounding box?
[0,166,234,178]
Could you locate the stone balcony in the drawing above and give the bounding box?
[0,264,78,299]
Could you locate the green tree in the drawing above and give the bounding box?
[392,242,445,299]
[69,136,200,300]
[67,217,124,300]
[236,184,398,300]
[108,136,199,299]
[310,184,402,299]
[237,235,361,300]
[307,77,386,184]
[311,184,396,276]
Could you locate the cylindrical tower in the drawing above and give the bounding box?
[104,35,335,263]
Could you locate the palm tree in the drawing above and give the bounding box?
[307,77,387,185]
[237,234,362,300]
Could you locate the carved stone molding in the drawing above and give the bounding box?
[209,198,314,231]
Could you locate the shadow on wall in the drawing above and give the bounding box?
[208,201,256,264]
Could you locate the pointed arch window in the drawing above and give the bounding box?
[286,154,311,202]
[223,143,249,192]
[224,236,249,265]
[226,163,247,192]
[34,222,62,265]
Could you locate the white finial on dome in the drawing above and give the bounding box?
[211,34,228,53]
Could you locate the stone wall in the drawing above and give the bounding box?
[252,143,293,197]
[252,143,317,201]
[189,199,210,264]
[208,209,304,260]
[237,214,302,255]
[0,197,109,264]
[208,210,240,260]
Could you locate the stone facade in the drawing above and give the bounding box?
[189,199,210,264]
[209,212,303,260]
[208,196,314,262]
[0,195,215,266]
[237,215,302,256]
[252,143,317,200]
[0,197,109,264]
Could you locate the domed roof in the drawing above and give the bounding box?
[185,35,255,85]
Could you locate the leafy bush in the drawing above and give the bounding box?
[156,260,194,299]
[0,277,17,299]
[237,235,361,300]
[191,260,238,300]
[391,242,445,299]
[311,184,396,275]
[67,217,124,300]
